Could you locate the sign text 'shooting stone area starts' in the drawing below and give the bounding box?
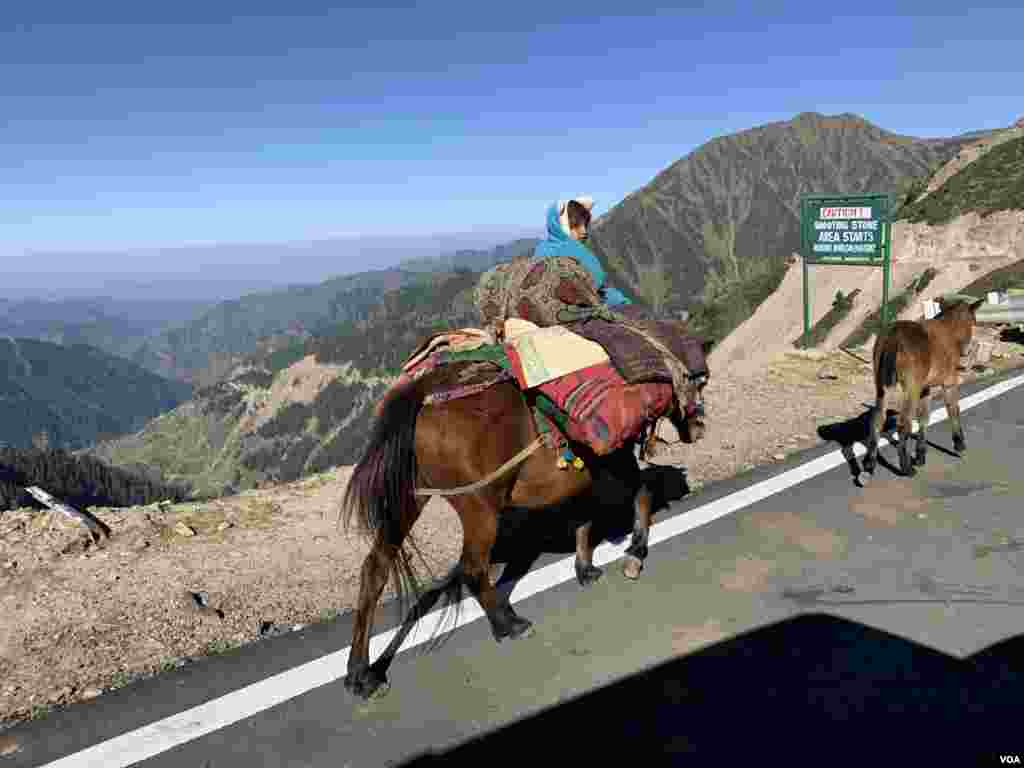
[812,211,881,256]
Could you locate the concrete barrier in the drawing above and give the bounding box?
[976,295,1024,325]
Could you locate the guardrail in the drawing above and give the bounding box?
[922,292,1024,325]
[977,295,1024,325]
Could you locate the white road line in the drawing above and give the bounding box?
[39,372,1024,768]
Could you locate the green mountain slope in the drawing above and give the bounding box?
[0,337,193,451]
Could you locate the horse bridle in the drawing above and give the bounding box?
[684,371,708,418]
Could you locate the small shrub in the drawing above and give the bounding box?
[958,258,1024,296]
[793,289,860,349]
[841,268,939,349]
[256,402,313,440]
[266,342,308,376]
[277,436,318,483]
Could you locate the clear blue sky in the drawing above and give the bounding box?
[2,1,1021,268]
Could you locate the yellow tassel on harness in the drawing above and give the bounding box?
[557,448,585,471]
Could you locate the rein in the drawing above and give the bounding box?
[414,435,546,497]
[639,377,707,461]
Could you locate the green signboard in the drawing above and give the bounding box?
[801,194,890,264]
[800,193,893,339]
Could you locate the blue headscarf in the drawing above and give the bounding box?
[533,200,632,306]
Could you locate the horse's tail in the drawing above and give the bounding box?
[340,367,482,651]
[341,375,431,616]
[876,343,898,389]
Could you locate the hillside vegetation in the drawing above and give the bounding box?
[0,337,193,451]
[898,135,1024,225]
[0,446,188,512]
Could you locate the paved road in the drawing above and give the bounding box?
[5,370,1024,767]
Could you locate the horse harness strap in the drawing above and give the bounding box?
[414,435,546,497]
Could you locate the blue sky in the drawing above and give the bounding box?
[2,1,1022,294]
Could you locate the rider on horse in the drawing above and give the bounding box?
[533,197,633,308]
[534,197,685,463]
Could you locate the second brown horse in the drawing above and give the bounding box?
[860,297,985,484]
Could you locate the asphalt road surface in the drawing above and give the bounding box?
[5,370,1024,768]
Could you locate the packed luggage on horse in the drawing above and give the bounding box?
[341,196,712,700]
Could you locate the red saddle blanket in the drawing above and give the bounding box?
[532,359,674,455]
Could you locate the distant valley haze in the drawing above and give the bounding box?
[2,228,538,301]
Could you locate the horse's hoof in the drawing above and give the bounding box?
[513,621,535,640]
[343,666,389,701]
[575,562,604,588]
[623,555,644,580]
[496,616,534,643]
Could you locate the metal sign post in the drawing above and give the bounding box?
[800,193,892,339]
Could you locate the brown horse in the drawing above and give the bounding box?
[860,297,986,484]
[340,340,711,700]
